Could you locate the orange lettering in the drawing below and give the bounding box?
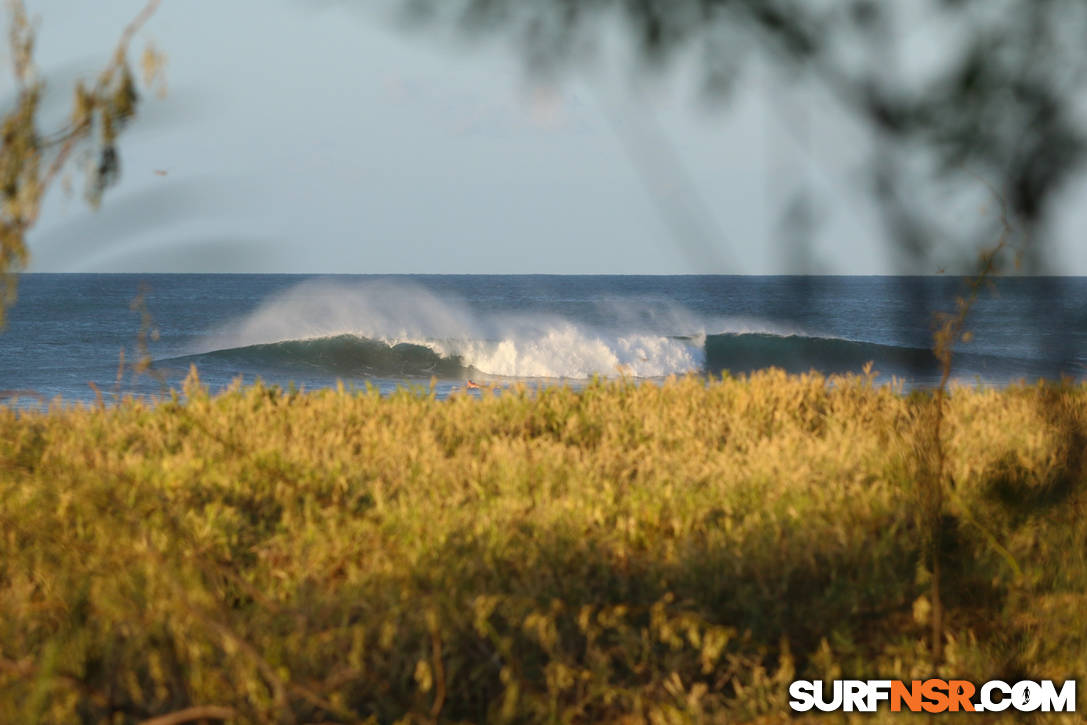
[922,679,949,713]
[948,680,975,712]
[891,680,923,712]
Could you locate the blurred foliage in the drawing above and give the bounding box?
[392,0,1087,270]
[1,371,1085,723]
[0,0,161,327]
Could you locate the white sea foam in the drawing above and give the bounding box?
[422,324,703,378]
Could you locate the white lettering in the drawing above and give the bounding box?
[814,680,843,712]
[1013,681,1042,712]
[1040,680,1076,713]
[788,681,816,712]
[843,680,868,712]
[867,680,892,711]
[789,678,1076,713]
[980,680,1011,712]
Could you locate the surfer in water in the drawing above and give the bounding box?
[465,379,481,389]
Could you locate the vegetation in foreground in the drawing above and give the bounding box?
[1,370,1085,724]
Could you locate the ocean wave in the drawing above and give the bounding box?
[187,280,708,379]
[164,329,1067,383]
[421,324,702,378]
[177,335,466,378]
[703,332,1068,381]
[170,280,1067,384]
[170,331,703,380]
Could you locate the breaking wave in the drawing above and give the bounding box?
[164,280,1064,383]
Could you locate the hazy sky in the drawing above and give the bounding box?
[8,1,1084,274]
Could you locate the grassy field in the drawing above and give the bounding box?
[1,369,1084,723]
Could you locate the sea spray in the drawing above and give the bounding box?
[202,279,479,350]
[199,280,709,379]
[180,279,1069,385]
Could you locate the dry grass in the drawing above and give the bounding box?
[1,369,1085,723]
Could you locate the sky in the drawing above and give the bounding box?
[6,1,1084,274]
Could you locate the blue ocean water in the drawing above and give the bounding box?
[1,274,1084,406]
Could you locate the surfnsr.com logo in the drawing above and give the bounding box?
[789,679,1076,713]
